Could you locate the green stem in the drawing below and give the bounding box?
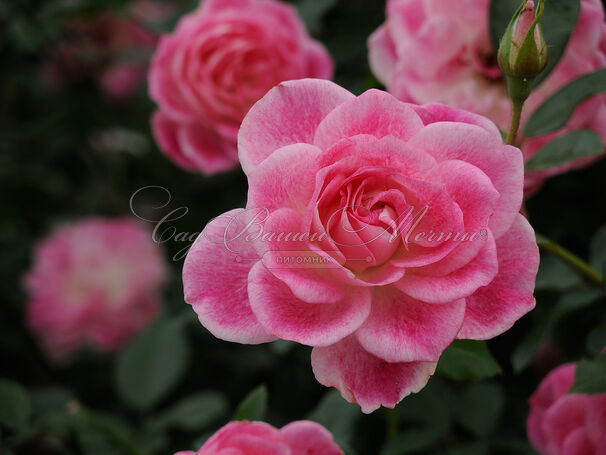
[505,101,523,145]
[537,234,606,291]
[386,408,398,440]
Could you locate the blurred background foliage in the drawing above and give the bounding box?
[1,0,606,454]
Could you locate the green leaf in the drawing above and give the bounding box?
[525,69,606,136]
[489,0,580,85]
[535,254,581,291]
[0,378,30,431]
[150,391,228,431]
[308,390,361,455]
[590,226,606,279]
[512,289,603,372]
[296,0,338,34]
[454,382,504,436]
[381,426,444,455]
[437,340,502,381]
[586,323,606,356]
[442,442,489,455]
[115,318,189,411]
[233,385,267,421]
[525,130,603,171]
[570,355,606,394]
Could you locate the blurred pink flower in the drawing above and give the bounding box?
[25,218,167,360]
[43,2,165,99]
[528,361,606,454]
[183,79,539,413]
[174,420,342,455]
[368,0,606,193]
[149,0,334,175]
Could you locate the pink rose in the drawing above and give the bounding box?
[183,79,539,412]
[368,0,606,192]
[149,0,334,175]
[43,5,159,99]
[174,420,343,455]
[528,362,606,455]
[25,218,167,360]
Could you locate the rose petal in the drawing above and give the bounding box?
[247,143,322,213]
[238,79,354,174]
[355,286,465,362]
[183,209,274,344]
[281,421,343,455]
[457,214,539,340]
[313,89,423,151]
[248,262,371,346]
[311,335,436,413]
[394,230,498,304]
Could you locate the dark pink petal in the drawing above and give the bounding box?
[313,89,423,151]
[183,209,274,344]
[151,111,198,171]
[177,122,238,175]
[561,428,596,455]
[543,395,589,454]
[355,286,465,362]
[248,262,371,346]
[238,79,354,174]
[281,421,343,455]
[586,394,606,443]
[457,214,539,340]
[311,335,436,414]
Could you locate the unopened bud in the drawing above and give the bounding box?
[498,0,548,102]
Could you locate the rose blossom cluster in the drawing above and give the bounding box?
[369,0,606,193]
[528,360,606,454]
[43,1,171,100]
[183,78,539,413]
[149,0,333,175]
[25,218,167,360]
[174,420,342,455]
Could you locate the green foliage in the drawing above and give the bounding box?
[590,226,606,279]
[233,385,268,421]
[150,391,228,431]
[512,289,603,372]
[525,130,604,171]
[308,390,360,455]
[115,318,190,411]
[0,378,30,432]
[525,69,606,136]
[437,341,502,381]
[570,355,606,394]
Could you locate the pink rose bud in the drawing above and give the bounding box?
[498,0,548,80]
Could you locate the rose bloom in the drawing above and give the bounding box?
[43,2,165,100]
[183,79,539,413]
[25,218,167,360]
[368,0,606,193]
[528,361,606,454]
[174,420,342,455]
[149,0,333,175]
